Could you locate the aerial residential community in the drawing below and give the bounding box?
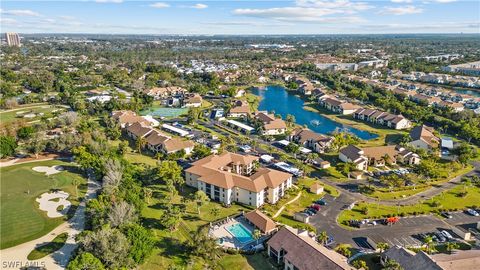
[0,1,480,270]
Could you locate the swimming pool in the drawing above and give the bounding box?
[226,223,254,243]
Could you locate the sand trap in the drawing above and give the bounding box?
[32,165,64,176]
[36,191,71,218]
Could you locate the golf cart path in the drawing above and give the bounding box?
[0,177,100,269]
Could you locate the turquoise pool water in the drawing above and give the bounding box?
[226,223,254,243]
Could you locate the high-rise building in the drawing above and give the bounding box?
[5,33,21,47]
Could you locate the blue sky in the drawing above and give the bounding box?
[1,0,479,34]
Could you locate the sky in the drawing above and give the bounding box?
[1,0,479,35]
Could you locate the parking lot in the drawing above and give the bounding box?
[309,197,480,250]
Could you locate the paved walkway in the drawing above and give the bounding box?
[0,177,100,269]
[273,188,302,218]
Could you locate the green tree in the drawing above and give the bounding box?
[67,252,105,270]
[334,244,352,257]
[136,136,146,154]
[253,229,262,245]
[445,242,459,254]
[17,126,35,140]
[192,144,211,159]
[383,259,403,270]
[189,226,221,262]
[353,259,368,270]
[157,160,184,190]
[337,162,356,178]
[0,136,17,158]
[160,205,182,231]
[210,206,220,219]
[377,242,390,254]
[194,190,210,215]
[317,231,328,245]
[286,114,296,127]
[423,235,436,254]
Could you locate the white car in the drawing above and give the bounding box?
[467,208,479,216]
[441,230,453,239]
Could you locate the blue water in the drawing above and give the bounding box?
[251,85,378,140]
[453,88,480,98]
[226,223,254,243]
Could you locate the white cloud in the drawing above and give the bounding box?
[391,0,413,3]
[150,2,170,8]
[1,9,40,17]
[233,0,372,24]
[192,3,208,9]
[379,5,423,15]
[0,18,18,25]
[59,15,75,20]
[95,0,123,3]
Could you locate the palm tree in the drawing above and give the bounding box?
[143,187,152,204]
[72,178,79,199]
[352,259,368,270]
[423,235,436,254]
[334,244,352,258]
[194,190,210,215]
[317,231,328,245]
[210,206,220,219]
[382,154,392,166]
[377,242,389,254]
[136,136,146,154]
[445,242,459,254]
[253,229,262,245]
[383,259,403,270]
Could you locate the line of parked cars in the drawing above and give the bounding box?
[302,199,327,216]
[418,230,455,243]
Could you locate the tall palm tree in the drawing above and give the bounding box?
[253,229,262,245]
[423,235,436,254]
[136,136,146,154]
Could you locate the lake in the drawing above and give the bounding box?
[452,88,480,98]
[251,85,378,140]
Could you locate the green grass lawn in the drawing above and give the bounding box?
[338,185,480,226]
[0,160,87,249]
[0,104,66,124]
[27,232,68,260]
[140,184,257,269]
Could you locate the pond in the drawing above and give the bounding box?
[251,85,378,140]
[452,88,480,98]
[140,106,188,118]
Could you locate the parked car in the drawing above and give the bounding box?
[441,212,453,219]
[310,204,321,211]
[308,207,318,213]
[441,230,454,240]
[315,199,327,205]
[467,208,479,216]
[435,232,446,243]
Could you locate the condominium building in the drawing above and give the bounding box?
[5,33,21,47]
[185,152,293,207]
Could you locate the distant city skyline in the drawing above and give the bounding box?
[1,0,479,35]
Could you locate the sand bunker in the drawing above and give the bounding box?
[32,165,64,176]
[36,191,71,218]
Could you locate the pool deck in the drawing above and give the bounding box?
[209,217,257,249]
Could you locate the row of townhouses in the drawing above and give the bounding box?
[339,144,420,171]
[112,110,195,155]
